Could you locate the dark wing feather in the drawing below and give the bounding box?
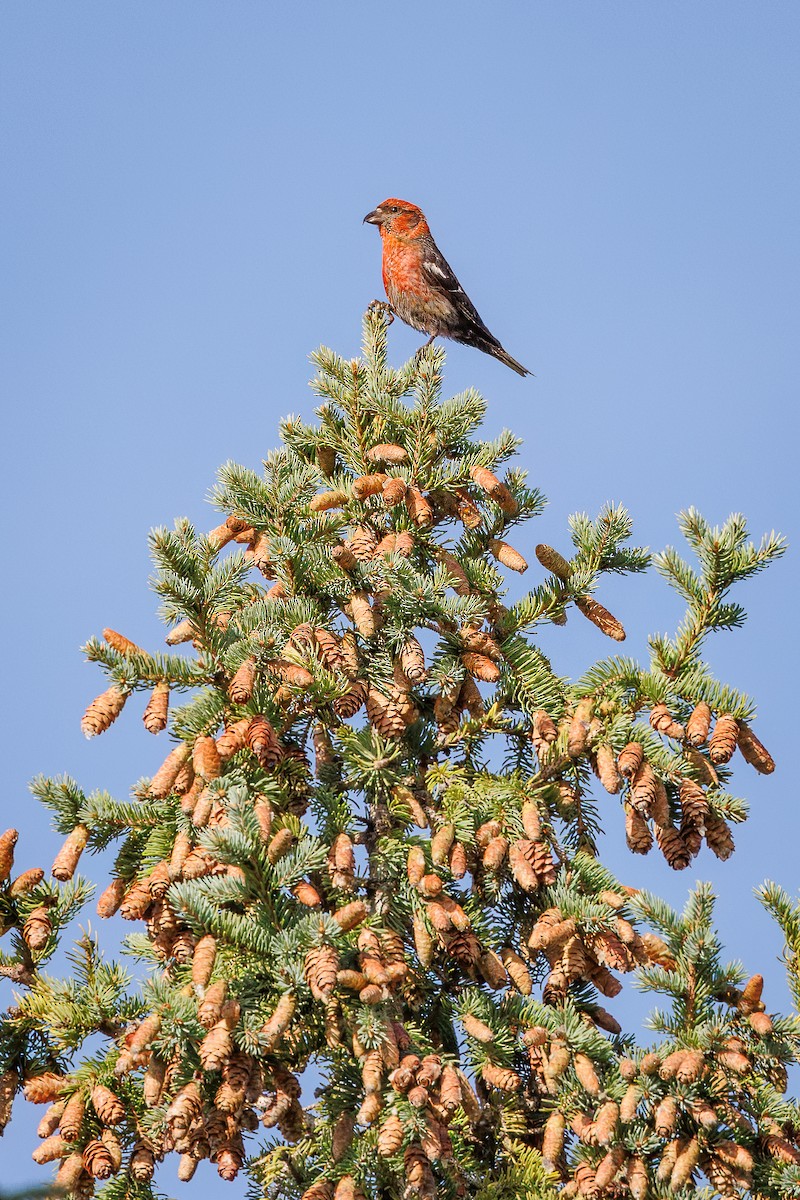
[418,237,501,347]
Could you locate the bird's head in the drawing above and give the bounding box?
[363,198,428,239]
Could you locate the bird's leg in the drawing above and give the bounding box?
[412,335,438,364]
[367,299,395,325]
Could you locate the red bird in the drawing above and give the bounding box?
[364,198,531,377]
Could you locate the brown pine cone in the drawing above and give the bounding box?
[629,760,660,815]
[60,1089,86,1140]
[455,488,482,529]
[655,823,692,870]
[346,525,379,560]
[0,828,18,882]
[709,714,739,764]
[228,658,256,703]
[594,744,622,793]
[617,741,644,778]
[530,708,558,755]
[574,596,626,641]
[81,684,127,738]
[650,702,685,740]
[736,720,775,774]
[305,946,339,1000]
[334,678,368,718]
[705,813,735,860]
[90,1084,125,1126]
[405,485,433,527]
[23,906,52,951]
[82,1138,115,1179]
[246,715,282,768]
[686,700,712,746]
[129,1142,156,1180]
[625,806,653,854]
[51,824,90,881]
[488,537,527,573]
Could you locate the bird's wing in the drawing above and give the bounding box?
[418,238,499,345]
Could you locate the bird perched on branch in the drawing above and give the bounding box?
[364,198,531,377]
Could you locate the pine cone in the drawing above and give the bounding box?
[709,714,739,763]
[366,684,416,737]
[310,489,348,512]
[129,1142,156,1180]
[23,1073,66,1104]
[193,734,221,781]
[679,777,708,827]
[626,1156,649,1199]
[352,473,386,500]
[535,543,572,579]
[655,822,692,870]
[0,828,18,882]
[141,681,170,733]
[736,720,775,774]
[530,708,558,755]
[574,595,626,640]
[617,741,643,778]
[508,839,540,891]
[705,813,734,860]
[629,761,659,814]
[686,700,711,746]
[382,476,407,506]
[149,743,191,797]
[102,627,145,655]
[81,684,127,737]
[455,488,482,529]
[90,1084,124,1126]
[334,678,368,718]
[349,591,376,638]
[51,824,90,881]
[347,525,379,560]
[23,906,52,951]
[625,805,653,854]
[405,1143,436,1195]
[461,650,500,682]
[405,485,433,527]
[261,992,297,1047]
[60,1088,86,1140]
[594,744,622,793]
[488,538,527,573]
[301,1183,334,1200]
[650,702,685,740]
[228,658,256,703]
[399,636,427,683]
[247,715,282,768]
[9,866,44,898]
[377,1111,404,1156]
[82,1137,115,1179]
[435,548,471,595]
[542,1110,565,1167]
[481,1062,520,1091]
[54,1152,86,1191]
[165,617,196,645]
[305,946,339,1000]
[190,934,217,987]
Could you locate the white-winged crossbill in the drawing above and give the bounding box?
[364,197,531,376]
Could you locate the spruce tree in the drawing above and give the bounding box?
[1,308,797,1198]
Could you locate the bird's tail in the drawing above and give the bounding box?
[494,345,532,376]
[486,342,532,377]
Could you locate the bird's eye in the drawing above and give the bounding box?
[389,206,400,214]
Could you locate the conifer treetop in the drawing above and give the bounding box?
[0,308,794,1200]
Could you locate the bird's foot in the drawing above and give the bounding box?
[412,336,438,363]
[368,299,395,325]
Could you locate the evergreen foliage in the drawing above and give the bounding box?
[0,309,795,1198]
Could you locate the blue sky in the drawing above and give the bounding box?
[2,3,799,1193]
